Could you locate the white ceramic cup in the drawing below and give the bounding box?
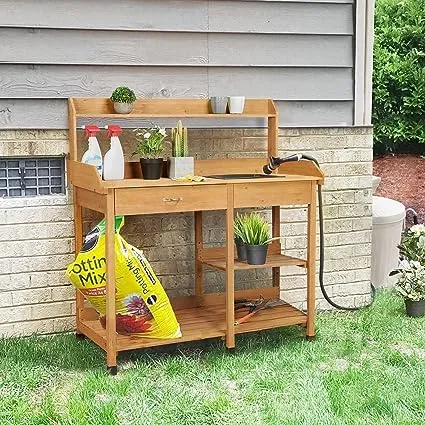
[228,96,245,114]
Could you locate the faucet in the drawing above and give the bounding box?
[263,153,318,174]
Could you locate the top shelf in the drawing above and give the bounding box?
[70,98,277,118]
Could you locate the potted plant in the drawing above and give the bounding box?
[391,224,425,317]
[236,212,275,265]
[133,126,167,180]
[234,214,247,261]
[110,86,136,114]
[169,120,194,179]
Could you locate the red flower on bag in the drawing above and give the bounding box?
[100,314,152,335]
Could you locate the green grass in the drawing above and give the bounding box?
[1,290,425,424]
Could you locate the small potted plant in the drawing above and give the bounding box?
[234,214,247,261]
[110,86,136,114]
[169,120,194,179]
[390,224,425,317]
[133,126,167,180]
[392,260,425,317]
[237,212,275,265]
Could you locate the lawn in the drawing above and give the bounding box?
[1,291,425,425]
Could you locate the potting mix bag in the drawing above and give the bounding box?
[66,216,181,339]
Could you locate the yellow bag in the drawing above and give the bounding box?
[66,216,181,339]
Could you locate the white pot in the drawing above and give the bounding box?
[113,102,133,114]
[228,96,245,114]
[169,157,194,179]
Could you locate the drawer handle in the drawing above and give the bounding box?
[162,197,183,202]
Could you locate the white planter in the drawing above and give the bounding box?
[228,96,245,114]
[113,102,133,114]
[169,157,194,179]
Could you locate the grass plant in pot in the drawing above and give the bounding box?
[234,214,247,261]
[133,126,167,180]
[391,224,425,317]
[169,120,194,179]
[110,86,136,114]
[236,212,276,265]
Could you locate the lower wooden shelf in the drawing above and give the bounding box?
[79,301,307,353]
[201,253,307,271]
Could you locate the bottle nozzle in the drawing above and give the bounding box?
[83,125,100,137]
[105,125,122,138]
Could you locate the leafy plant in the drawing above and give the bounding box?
[110,86,136,104]
[133,126,167,159]
[398,224,425,265]
[171,120,189,157]
[373,0,425,154]
[235,213,271,246]
[392,260,425,301]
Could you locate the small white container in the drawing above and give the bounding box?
[103,126,124,180]
[169,157,194,179]
[228,96,245,114]
[113,102,133,114]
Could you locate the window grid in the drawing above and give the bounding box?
[0,156,65,198]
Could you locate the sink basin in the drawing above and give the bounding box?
[206,173,283,180]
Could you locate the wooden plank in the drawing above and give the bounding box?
[115,185,227,215]
[194,211,203,304]
[67,160,105,193]
[105,189,117,368]
[75,187,106,213]
[234,181,312,208]
[0,29,351,68]
[208,68,353,101]
[0,0,208,31]
[202,254,307,272]
[0,65,207,99]
[208,1,353,35]
[208,33,353,67]
[195,158,267,176]
[0,99,354,129]
[225,185,235,348]
[0,29,208,66]
[306,182,317,337]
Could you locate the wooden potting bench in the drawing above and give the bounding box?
[67,98,324,372]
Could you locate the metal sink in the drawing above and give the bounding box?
[206,173,283,180]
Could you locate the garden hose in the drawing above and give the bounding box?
[264,154,376,311]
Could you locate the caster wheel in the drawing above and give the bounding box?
[107,366,118,375]
[306,335,316,341]
[75,333,86,340]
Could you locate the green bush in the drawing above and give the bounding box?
[373,0,425,154]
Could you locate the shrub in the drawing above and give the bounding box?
[373,0,425,154]
[110,86,136,104]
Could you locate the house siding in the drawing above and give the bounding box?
[0,0,354,128]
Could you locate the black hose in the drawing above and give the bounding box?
[302,154,376,311]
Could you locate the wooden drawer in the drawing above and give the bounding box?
[234,181,312,208]
[115,185,227,215]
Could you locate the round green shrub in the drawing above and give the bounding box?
[373,0,425,154]
[110,86,136,104]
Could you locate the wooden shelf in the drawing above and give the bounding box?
[201,254,307,272]
[76,113,276,119]
[80,301,307,352]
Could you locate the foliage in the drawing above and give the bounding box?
[133,126,167,159]
[373,0,425,154]
[234,212,271,245]
[393,260,425,301]
[399,224,425,265]
[171,120,189,157]
[110,86,136,104]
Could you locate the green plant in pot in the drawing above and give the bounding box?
[110,86,136,114]
[391,224,425,317]
[133,126,167,180]
[169,120,194,179]
[236,212,275,265]
[234,214,247,261]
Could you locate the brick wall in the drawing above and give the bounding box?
[0,127,373,336]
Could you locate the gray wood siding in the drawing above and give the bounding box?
[0,0,355,128]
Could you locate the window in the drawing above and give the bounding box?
[0,156,65,197]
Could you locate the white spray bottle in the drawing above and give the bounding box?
[103,125,124,180]
[81,125,102,177]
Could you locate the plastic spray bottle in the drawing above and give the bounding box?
[81,125,103,177]
[103,125,124,180]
